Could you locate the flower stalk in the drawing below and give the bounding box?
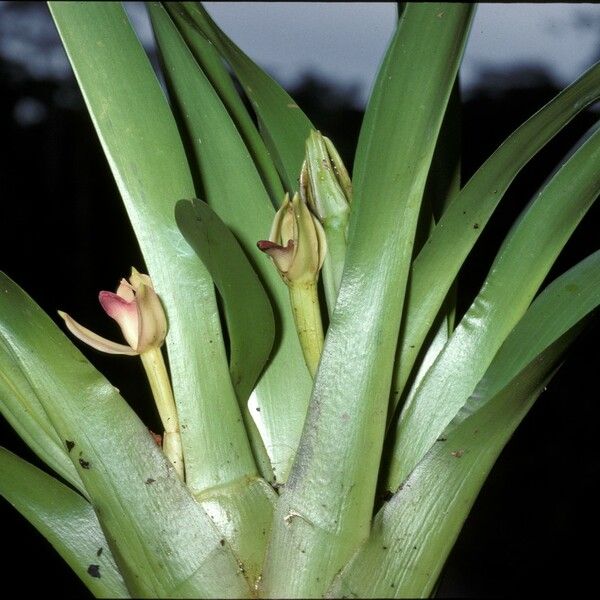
[139,347,184,478]
[288,282,323,378]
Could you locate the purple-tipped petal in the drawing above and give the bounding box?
[257,239,295,273]
[99,291,139,349]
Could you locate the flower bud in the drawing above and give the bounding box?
[300,130,352,227]
[58,267,167,355]
[257,192,327,286]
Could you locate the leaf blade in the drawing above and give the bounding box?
[164,2,285,205]
[175,198,274,480]
[392,60,600,404]
[261,6,474,597]
[0,447,129,598]
[388,122,600,490]
[178,1,314,192]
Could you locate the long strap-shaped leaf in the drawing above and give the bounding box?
[328,355,565,598]
[388,121,600,491]
[48,2,256,495]
[391,60,600,406]
[451,249,600,425]
[175,199,277,585]
[163,2,285,206]
[175,199,274,478]
[0,447,129,598]
[0,339,85,495]
[0,274,250,598]
[178,1,314,192]
[148,3,313,483]
[260,6,474,598]
[328,250,600,597]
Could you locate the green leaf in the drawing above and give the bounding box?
[175,198,274,480]
[0,337,84,495]
[163,2,285,206]
[427,81,462,221]
[0,273,250,598]
[388,121,600,491]
[261,6,474,598]
[453,248,600,425]
[0,447,129,598]
[329,250,600,597]
[177,1,314,192]
[392,60,600,404]
[48,1,256,495]
[148,2,312,482]
[196,475,277,588]
[328,351,566,598]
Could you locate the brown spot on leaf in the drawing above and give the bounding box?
[87,564,101,578]
[65,440,75,452]
[96,547,103,557]
[380,490,393,503]
[79,458,90,469]
[220,539,225,546]
[145,478,155,485]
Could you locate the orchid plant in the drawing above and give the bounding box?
[1,3,599,598]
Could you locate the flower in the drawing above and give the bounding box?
[257,192,327,286]
[58,268,167,355]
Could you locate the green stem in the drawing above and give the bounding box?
[140,347,184,479]
[289,282,324,378]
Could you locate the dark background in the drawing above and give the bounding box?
[1,3,599,597]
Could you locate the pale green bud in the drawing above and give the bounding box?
[300,130,352,228]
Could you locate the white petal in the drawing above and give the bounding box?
[57,311,138,356]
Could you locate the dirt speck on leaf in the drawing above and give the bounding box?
[87,564,101,578]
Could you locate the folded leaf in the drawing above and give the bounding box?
[0,447,129,598]
[0,337,84,495]
[330,247,600,596]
